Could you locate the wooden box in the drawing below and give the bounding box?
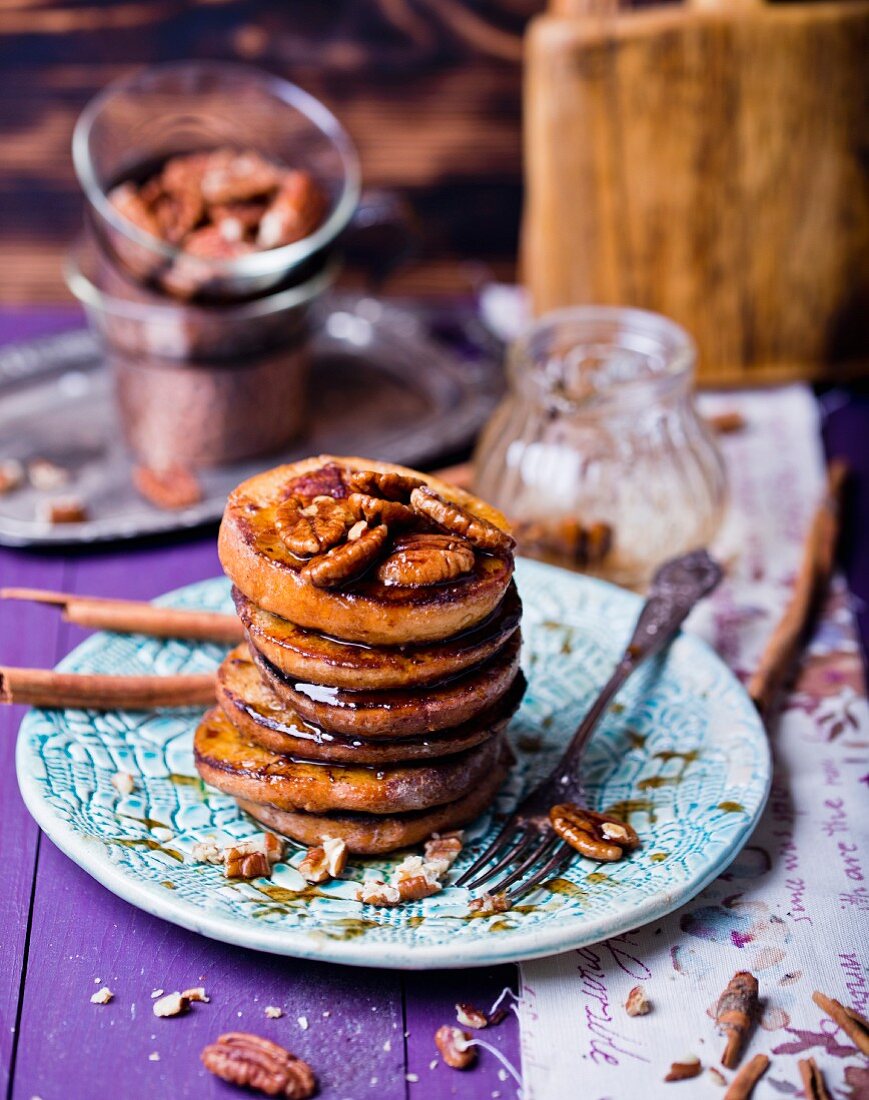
[522,0,869,385]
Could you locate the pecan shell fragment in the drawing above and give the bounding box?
[549,804,640,861]
[201,1032,316,1098]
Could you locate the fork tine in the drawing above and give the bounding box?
[462,827,540,892]
[485,831,562,896]
[454,820,528,888]
[507,842,575,903]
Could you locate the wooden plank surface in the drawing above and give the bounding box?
[0,0,541,303]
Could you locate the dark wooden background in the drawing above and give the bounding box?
[0,0,544,304]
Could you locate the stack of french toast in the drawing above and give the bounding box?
[194,456,524,855]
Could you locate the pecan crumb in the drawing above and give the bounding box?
[41,496,88,525]
[299,836,348,884]
[190,832,284,880]
[665,1055,702,1082]
[0,459,24,494]
[28,458,70,491]
[707,1066,727,1087]
[201,1032,316,1099]
[264,1006,283,1019]
[434,1025,476,1070]
[424,831,463,869]
[625,985,651,1017]
[90,987,113,1005]
[468,892,512,916]
[111,770,136,796]
[455,1003,488,1029]
[153,991,189,1018]
[133,464,202,511]
[182,986,210,1003]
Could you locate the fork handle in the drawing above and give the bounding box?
[545,549,723,795]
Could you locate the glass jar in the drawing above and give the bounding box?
[472,306,726,588]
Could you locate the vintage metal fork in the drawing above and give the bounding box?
[456,549,723,902]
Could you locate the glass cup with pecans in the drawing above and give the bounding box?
[472,306,726,588]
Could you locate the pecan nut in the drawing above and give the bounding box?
[410,486,515,553]
[435,1026,477,1070]
[298,836,348,884]
[276,494,356,557]
[257,171,327,249]
[346,469,424,501]
[200,150,281,205]
[133,464,202,511]
[467,891,512,915]
[347,491,415,527]
[201,1032,316,1099]
[423,831,463,868]
[302,523,389,588]
[377,533,475,587]
[549,804,640,861]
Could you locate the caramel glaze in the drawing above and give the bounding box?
[216,643,527,764]
[237,749,512,855]
[248,630,522,738]
[233,581,522,690]
[194,706,505,814]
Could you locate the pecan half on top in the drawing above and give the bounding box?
[201,1032,316,1099]
[549,804,641,862]
[346,469,424,502]
[302,523,389,588]
[275,494,357,557]
[410,486,515,553]
[377,532,476,587]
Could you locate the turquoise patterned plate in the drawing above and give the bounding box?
[15,559,770,969]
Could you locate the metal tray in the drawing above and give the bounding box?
[0,294,502,547]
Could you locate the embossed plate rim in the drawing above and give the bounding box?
[16,560,771,969]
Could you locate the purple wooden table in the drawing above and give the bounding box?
[0,310,521,1100]
[2,311,868,1100]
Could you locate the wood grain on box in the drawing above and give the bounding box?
[522,0,869,384]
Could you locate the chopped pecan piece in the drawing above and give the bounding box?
[410,486,515,553]
[625,985,651,1016]
[665,1055,702,1082]
[0,459,24,494]
[435,1026,476,1070]
[298,836,348,884]
[181,224,254,261]
[356,880,401,906]
[467,892,512,915]
[201,1032,316,1099]
[90,987,113,1005]
[225,850,271,880]
[153,991,190,1018]
[276,494,356,557]
[302,523,389,588]
[377,533,475,587]
[41,497,88,525]
[346,469,424,501]
[28,458,69,491]
[133,464,202,511]
[257,171,327,249]
[455,1003,488,1029]
[549,804,640,861]
[111,771,136,796]
[423,832,463,869]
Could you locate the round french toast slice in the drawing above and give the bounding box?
[216,644,525,764]
[218,456,515,645]
[233,581,521,691]
[249,631,522,738]
[237,753,510,854]
[194,707,504,814]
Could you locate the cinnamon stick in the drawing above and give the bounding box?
[1,588,242,644]
[0,667,215,709]
[723,1054,769,1100]
[798,1058,831,1100]
[717,971,759,1068]
[812,990,869,1056]
[747,460,848,714]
